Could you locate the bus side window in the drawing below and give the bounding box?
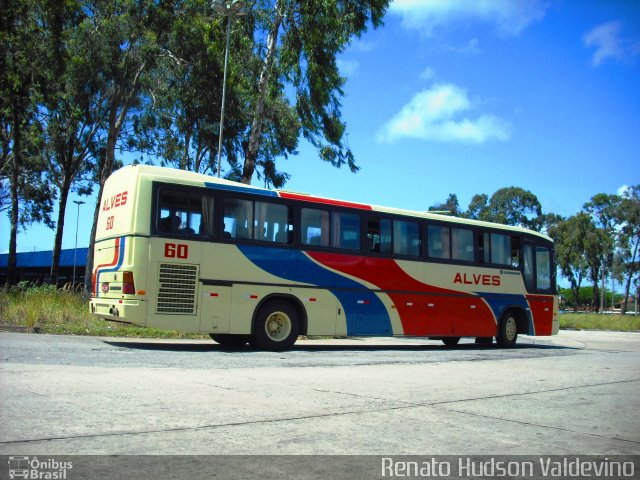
[301,208,330,247]
[224,198,253,239]
[452,227,474,261]
[428,225,450,259]
[490,233,511,265]
[523,244,534,291]
[332,212,361,250]
[393,219,420,257]
[254,202,293,244]
[536,246,551,290]
[367,217,392,253]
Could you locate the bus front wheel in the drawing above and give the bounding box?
[496,311,519,348]
[252,300,300,351]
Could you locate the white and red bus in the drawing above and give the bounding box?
[90,165,559,350]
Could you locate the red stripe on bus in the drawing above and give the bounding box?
[278,192,372,210]
[93,237,121,295]
[307,252,496,337]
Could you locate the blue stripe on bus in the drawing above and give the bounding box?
[204,182,278,197]
[95,236,126,298]
[475,292,535,335]
[237,245,392,336]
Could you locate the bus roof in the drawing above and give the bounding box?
[118,164,553,243]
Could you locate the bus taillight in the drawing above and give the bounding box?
[122,271,136,295]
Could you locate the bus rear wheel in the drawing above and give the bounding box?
[251,300,300,351]
[496,311,519,348]
[210,334,251,347]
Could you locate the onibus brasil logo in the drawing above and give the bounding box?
[7,457,72,479]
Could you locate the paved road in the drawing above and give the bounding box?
[1,331,639,457]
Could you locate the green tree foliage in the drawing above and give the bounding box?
[615,186,640,313]
[428,193,460,216]
[241,0,390,186]
[464,187,543,231]
[584,192,622,311]
[548,213,599,309]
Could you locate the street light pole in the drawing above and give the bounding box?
[73,200,85,286]
[212,0,250,178]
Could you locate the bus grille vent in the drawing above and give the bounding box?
[156,263,198,315]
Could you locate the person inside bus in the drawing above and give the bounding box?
[160,214,182,233]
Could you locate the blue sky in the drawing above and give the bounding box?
[2,0,639,254]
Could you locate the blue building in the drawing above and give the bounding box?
[0,248,88,284]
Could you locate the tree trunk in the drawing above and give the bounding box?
[84,117,117,293]
[7,149,19,285]
[50,175,71,286]
[572,270,585,310]
[84,64,144,292]
[6,100,24,285]
[242,2,283,184]
[621,236,639,314]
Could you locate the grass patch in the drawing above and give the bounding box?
[0,282,207,338]
[559,313,640,332]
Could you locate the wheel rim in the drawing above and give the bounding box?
[264,311,292,342]
[505,316,517,341]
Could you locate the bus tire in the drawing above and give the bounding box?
[210,334,250,347]
[496,310,519,348]
[442,337,460,347]
[252,300,300,351]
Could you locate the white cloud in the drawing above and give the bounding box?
[389,0,548,36]
[617,185,630,196]
[376,83,511,144]
[583,21,640,67]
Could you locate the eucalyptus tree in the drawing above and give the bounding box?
[37,0,110,284]
[1,0,54,283]
[584,193,622,311]
[134,0,389,189]
[82,0,174,289]
[464,187,543,231]
[616,186,639,313]
[131,0,264,176]
[548,213,596,309]
[240,0,390,185]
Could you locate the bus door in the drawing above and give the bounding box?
[522,241,556,335]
